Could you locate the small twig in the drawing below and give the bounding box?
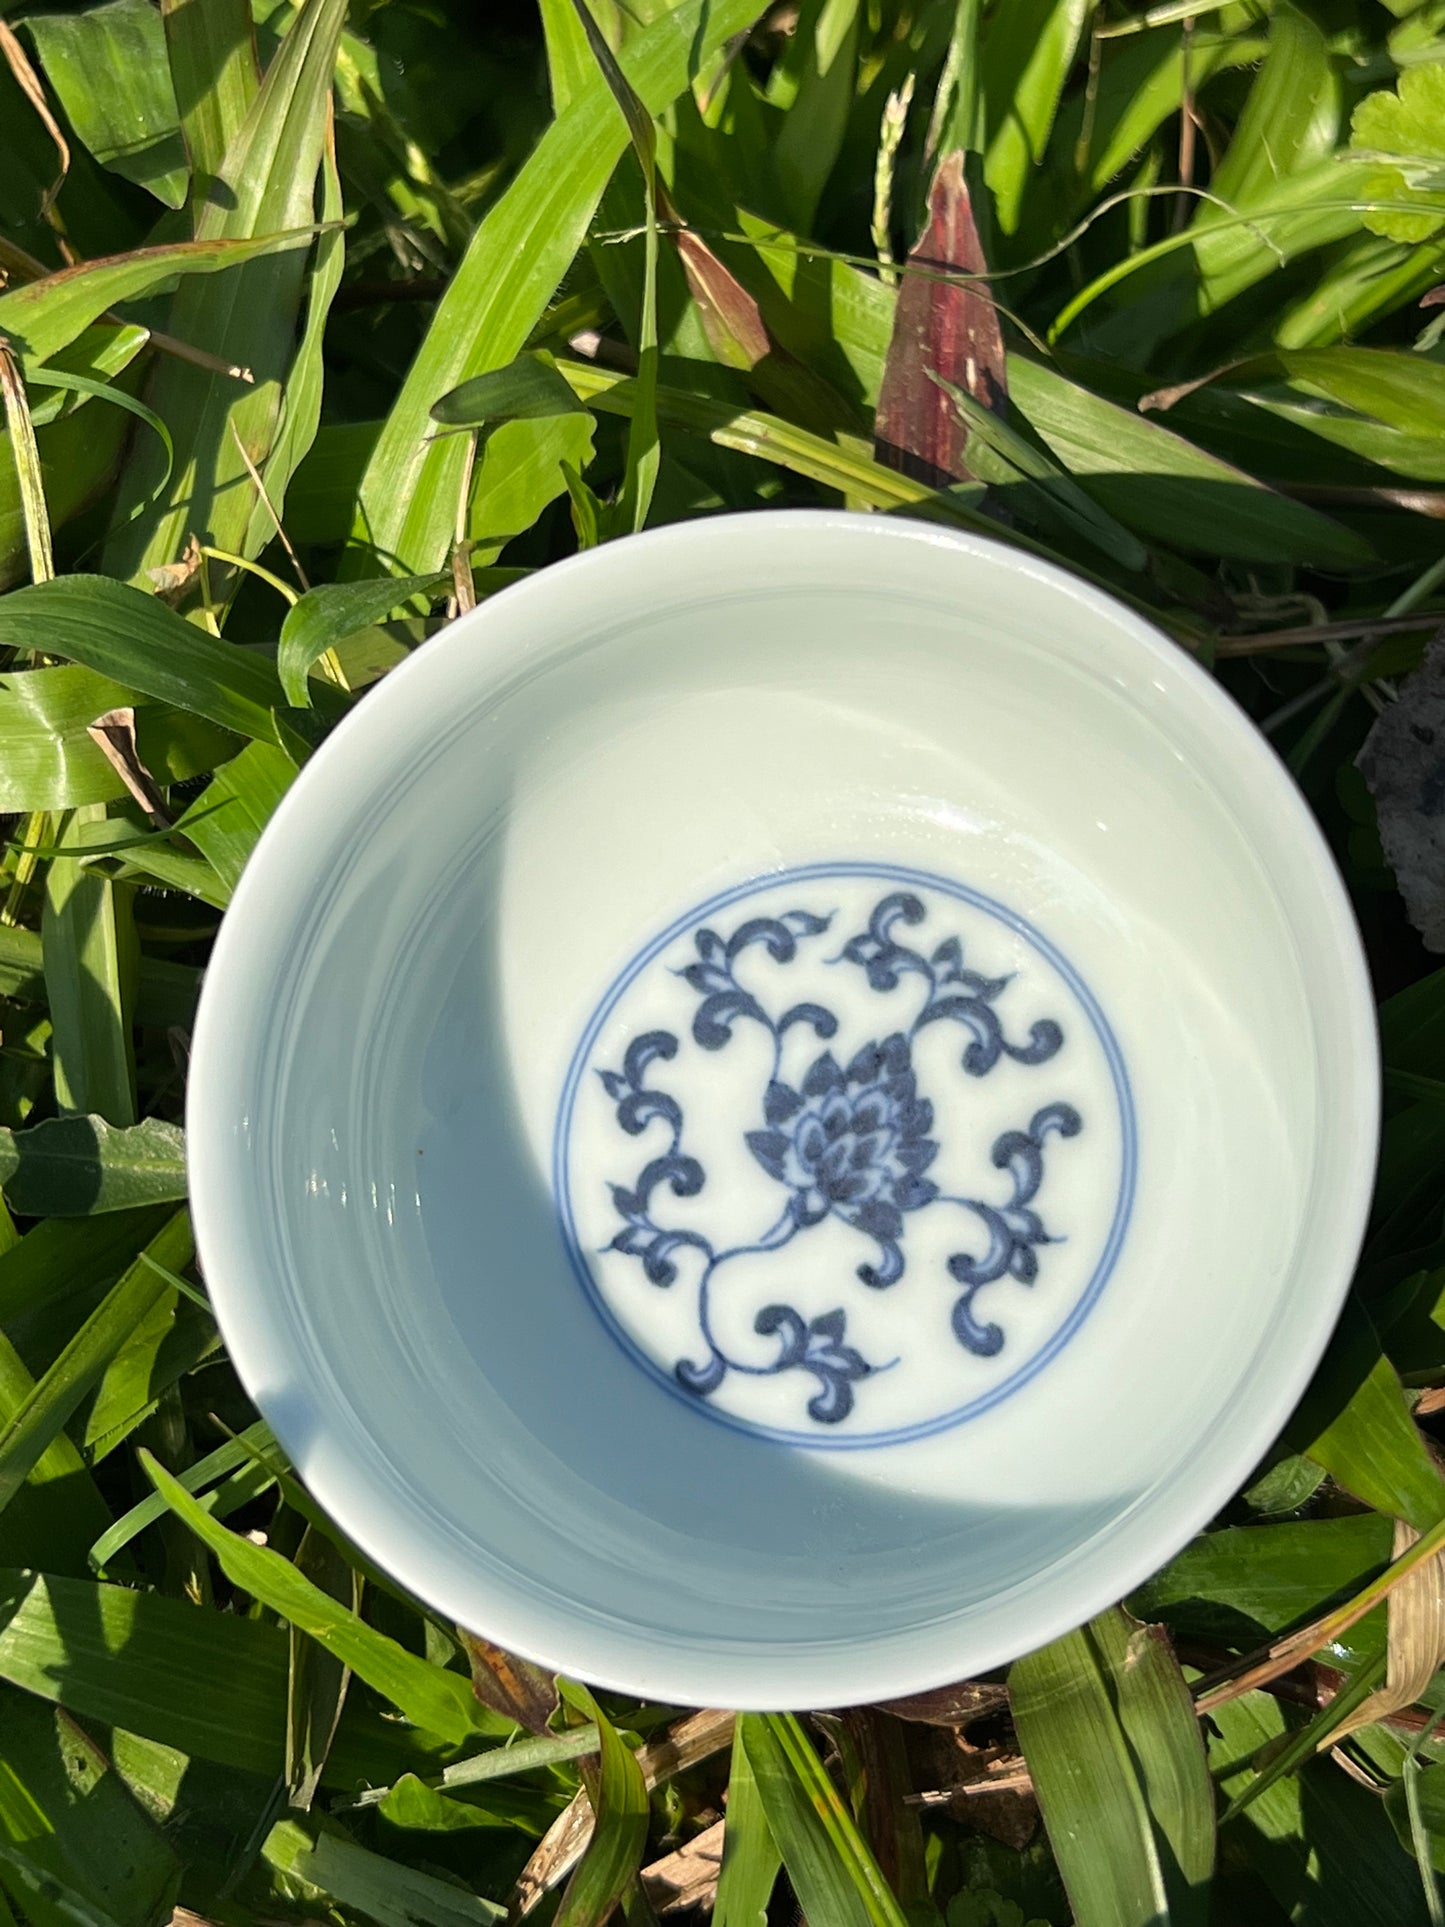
[0,20,69,216]
[1173,15,1197,233]
[1216,611,1444,656]
[448,430,479,617]
[149,331,254,383]
[229,421,309,592]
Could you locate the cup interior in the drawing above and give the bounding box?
[189,511,1378,1708]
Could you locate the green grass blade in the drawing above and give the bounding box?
[770,0,859,236]
[1290,1295,1445,1532]
[160,0,259,195]
[933,371,1150,569]
[0,666,234,813]
[104,0,349,584]
[0,1212,187,1518]
[42,807,138,1127]
[1011,1612,1189,1927]
[743,1713,908,1927]
[554,1679,650,1927]
[713,1725,780,1927]
[279,572,449,706]
[89,1417,276,1572]
[1011,358,1373,567]
[25,368,175,514]
[1198,3,1336,218]
[351,0,766,577]
[176,739,298,894]
[0,1115,186,1217]
[262,1816,506,1927]
[0,228,322,370]
[0,1569,459,1788]
[141,1450,490,1745]
[0,344,54,585]
[0,576,287,740]
[0,1329,112,1577]
[287,1525,359,1810]
[981,0,1094,235]
[241,100,344,562]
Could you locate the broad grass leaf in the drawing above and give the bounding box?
[1208,1691,1432,1925]
[240,98,343,562]
[431,354,591,429]
[42,807,138,1128]
[1010,1609,1212,1927]
[0,1693,179,1927]
[0,1569,461,1788]
[1290,1294,1445,1532]
[770,0,859,237]
[24,0,189,208]
[1130,1513,1393,1654]
[0,1207,173,1329]
[350,0,766,577]
[278,573,449,706]
[553,1678,649,1927]
[0,1115,186,1217]
[1012,358,1373,566]
[262,1816,506,1927]
[713,1725,780,1927]
[142,1451,490,1745]
[0,396,131,594]
[0,228,320,369]
[0,1212,187,1519]
[160,0,259,201]
[0,667,234,812]
[981,0,1092,236]
[176,738,298,892]
[1198,4,1337,218]
[740,1712,908,1927]
[466,413,597,558]
[0,576,287,741]
[1351,62,1445,241]
[0,1330,111,1579]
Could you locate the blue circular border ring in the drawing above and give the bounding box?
[554,861,1138,1450]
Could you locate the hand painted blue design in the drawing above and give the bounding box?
[841,892,1063,1074]
[945,1103,1083,1357]
[745,1034,938,1288]
[597,891,1081,1429]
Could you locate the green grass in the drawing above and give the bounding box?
[2,0,1445,1921]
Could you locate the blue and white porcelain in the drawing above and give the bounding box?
[188,511,1379,1710]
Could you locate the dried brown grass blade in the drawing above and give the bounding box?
[1196,1507,1445,1713]
[1324,1519,1445,1743]
[456,1631,558,1735]
[873,149,1005,487]
[0,335,53,583]
[86,709,171,825]
[0,20,70,216]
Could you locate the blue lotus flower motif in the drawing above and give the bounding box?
[745,1034,938,1287]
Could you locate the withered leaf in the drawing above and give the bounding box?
[874,150,1007,488]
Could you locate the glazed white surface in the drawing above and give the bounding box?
[188,512,1378,1708]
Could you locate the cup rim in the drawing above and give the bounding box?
[188,507,1381,1707]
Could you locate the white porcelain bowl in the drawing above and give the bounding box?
[188,510,1379,1710]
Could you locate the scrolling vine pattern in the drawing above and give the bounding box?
[597,893,1081,1427]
